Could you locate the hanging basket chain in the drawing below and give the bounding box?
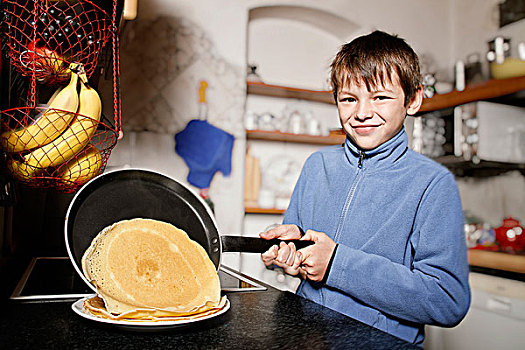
[27,0,42,108]
[112,0,121,135]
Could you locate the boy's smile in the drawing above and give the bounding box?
[336,75,422,150]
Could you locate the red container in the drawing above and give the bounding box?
[495,216,524,253]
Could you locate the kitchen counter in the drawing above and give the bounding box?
[1,285,418,349]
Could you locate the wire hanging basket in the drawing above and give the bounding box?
[2,0,111,85]
[0,0,121,193]
[1,106,117,193]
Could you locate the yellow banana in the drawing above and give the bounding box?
[58,145,103,185]
[0,64,80,153]
[6,159,37,181]
[21,74,102,170]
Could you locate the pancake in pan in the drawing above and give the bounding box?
[81,218,221,318]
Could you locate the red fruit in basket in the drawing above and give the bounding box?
[25,40,71,85]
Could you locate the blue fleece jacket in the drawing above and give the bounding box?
[283,128,471,345]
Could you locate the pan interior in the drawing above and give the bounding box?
[66,170,221,277]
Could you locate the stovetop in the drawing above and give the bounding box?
[10,257,266,302]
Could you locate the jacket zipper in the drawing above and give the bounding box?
[321,150,364,302]
[334,151,365,242]
[358,150,365,168]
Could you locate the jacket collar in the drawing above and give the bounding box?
[343,128,408,170]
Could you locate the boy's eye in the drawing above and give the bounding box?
[339,97,356,103]
[374,95,391,101]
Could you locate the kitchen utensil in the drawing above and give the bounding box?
[65,168,312,291]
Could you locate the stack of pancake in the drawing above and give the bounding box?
[81,218,227,322]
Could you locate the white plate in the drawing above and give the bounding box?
[71,295,230,331]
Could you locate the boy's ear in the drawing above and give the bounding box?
[406,86,424,116]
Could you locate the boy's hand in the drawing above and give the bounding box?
[260,224,303,275]
[259,225,337,282]
[297,230,337,283]
[259,224,302,241]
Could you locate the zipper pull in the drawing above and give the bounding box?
[358,150,365,168]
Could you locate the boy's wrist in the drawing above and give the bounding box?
[321,243,339,285]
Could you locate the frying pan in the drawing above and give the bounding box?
[65,168,311,291]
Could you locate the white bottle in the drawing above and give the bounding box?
[455,60,465,92]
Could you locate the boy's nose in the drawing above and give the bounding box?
[355,101,374,120]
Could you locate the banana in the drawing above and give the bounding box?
[20,74,102,170]
[58,145,103,185]
[0,64,80,153]
[6,159,37,182]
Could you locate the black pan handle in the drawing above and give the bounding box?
[220,236,314,253]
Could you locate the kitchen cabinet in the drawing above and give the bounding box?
[425,272,525,350]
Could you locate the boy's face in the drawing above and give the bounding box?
[336,74,422,150]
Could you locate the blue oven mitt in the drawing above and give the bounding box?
[175,120,234,189]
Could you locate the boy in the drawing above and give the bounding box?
[260,30,470,346]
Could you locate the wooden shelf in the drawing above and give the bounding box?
[419,75,525,112]
[246,129,345,145]
[245,206,285,214]
[247,76,525,112]
[247,81,334,104]
[468,249,525,275]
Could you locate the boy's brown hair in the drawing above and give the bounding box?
[330,30,421,106]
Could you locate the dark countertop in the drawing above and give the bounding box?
[1,286,418,350]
